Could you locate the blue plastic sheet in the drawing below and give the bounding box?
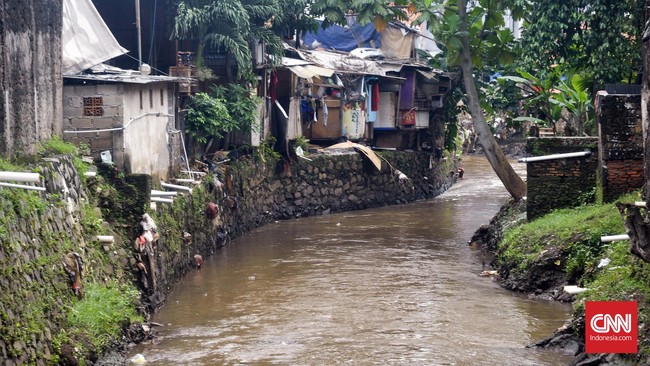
[303,21,381,52]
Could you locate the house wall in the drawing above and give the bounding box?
[525,137,599,220]
[122,83,173,179]
[597,94,644,202]
[0,0,63,157]
[62,83,125,158]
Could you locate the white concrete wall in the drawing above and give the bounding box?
[122,83,172,180]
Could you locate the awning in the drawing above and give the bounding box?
[416,69,439,82]
[288,65,336,81]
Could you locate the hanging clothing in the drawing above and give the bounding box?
[321,97,328,126]
[371,83,380,111]
[269,70,279,103]
[287,97,302,139]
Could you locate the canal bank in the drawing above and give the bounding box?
[470,191,650,365]
[125,155,572,365]
[0,147,459,365]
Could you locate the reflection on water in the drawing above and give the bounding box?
[129,155,572,365]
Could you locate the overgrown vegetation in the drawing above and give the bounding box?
[496,191,650,360]
[497,193,634,283]
[0,137,148,364]
[67,281,143,351]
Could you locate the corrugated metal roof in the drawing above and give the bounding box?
[64,73,189,84]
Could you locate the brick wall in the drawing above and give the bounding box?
[63,84,125,161]
[597,93,644,202]
[526,137,599,220]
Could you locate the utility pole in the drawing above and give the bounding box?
[135,0,142,67]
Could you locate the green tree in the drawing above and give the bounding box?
[520,0,643,87]
[184,92,233,144]
[171,0,283,81]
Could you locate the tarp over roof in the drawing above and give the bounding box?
[62,0,128,75]
[303,20,381,52]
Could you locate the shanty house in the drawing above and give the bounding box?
[62,70,183,180]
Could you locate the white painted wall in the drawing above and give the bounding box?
[122,83,172,179]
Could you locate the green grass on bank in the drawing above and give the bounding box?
[66,281,143,352]
[497,191,650,360]
[498,193,635,282]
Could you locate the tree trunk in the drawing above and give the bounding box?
[458,0,527,200]
[641,0,650,202]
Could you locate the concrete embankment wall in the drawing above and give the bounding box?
[0,151,457,364]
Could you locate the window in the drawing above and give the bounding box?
[83,97,103,116]
[160,88,164,106]
[139,90,143,109]
[149,89,153,109]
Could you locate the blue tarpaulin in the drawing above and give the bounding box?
[303,21,381,52]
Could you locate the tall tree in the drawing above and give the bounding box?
[454,0,526,199]
[172,0,283,81]
[521,0,644,87]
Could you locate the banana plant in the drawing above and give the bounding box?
[551,73,594,135]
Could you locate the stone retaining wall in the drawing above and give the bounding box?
[0,150,457,364]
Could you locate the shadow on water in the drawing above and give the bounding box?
[129,155,572,365]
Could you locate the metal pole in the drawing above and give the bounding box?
[135,0,142,67]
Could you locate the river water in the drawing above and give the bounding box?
[129,155,572,365]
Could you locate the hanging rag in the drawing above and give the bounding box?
[371,83,380,111]
[269,70,279,103]
[321,97,328,126]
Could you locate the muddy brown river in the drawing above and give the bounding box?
[129,155,572,365]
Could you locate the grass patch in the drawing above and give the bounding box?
[498,192,636,280]
[67,281,143,351]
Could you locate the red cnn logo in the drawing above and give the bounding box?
[585,301,637,354]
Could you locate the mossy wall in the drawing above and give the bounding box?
[526,137,598,220]
[148,151,458,307]
[0,151,457,364]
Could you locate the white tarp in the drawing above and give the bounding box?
[62,0,128,75]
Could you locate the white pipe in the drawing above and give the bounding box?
[174,178,196,183]
[564,285,588,294]
[0,171,40,182]
[181,170,206,176]
[0,182,46,191]
[635,201,646,207]
[601,234,630,242]
[151,197,174,203]
[96,235,114,243]
[518,151,591,163]
[161,182,192,193]
[84,171,97,178]
[63,113,174,134]
[151,190,178,197]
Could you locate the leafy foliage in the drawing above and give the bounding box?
[211,84,261,134]
[520,0,643,87]
[184,92,232,144]
[172,0,283,79]
[67,281,143,350]
[498,66,594,135]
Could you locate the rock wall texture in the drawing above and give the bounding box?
[525,137,598,220]
[0,150,457,364]
[0,0,63,157]
[597,94,644,202]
